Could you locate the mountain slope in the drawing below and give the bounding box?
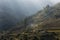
[26,3,60,30]
[6,3,60,33]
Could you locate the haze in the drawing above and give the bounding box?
[0,0,59,30]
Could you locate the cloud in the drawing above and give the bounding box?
[50,0,60,4]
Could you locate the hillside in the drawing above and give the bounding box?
[1,2,60,33]
[0,3,60,40]
[8,3,60,34]
[26,3,60,30]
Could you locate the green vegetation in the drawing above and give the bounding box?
[0,29,59,40]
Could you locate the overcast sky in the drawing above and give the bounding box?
[50,0,60,4]
[0,0,60,30]
[0,0,49,16]
[0,0,59,17]
[0,0,60,16]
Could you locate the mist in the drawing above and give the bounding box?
[0,0,54,30]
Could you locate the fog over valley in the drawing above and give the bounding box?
[0,0,58,30]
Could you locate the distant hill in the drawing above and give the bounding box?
[26,3,60,30]
[0,7,26,31]
[0,3,60,40]
[3,3,60,33]
[9,3,60,31]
